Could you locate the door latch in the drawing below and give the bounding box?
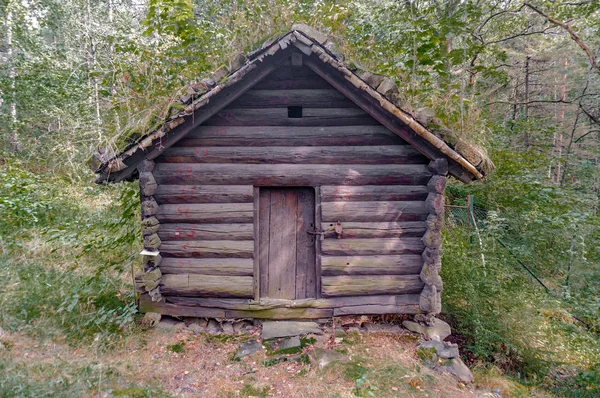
[307,228,325,242]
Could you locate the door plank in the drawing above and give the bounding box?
[295,189,316,299]
[259,189,271,297]
[268,189,298,299]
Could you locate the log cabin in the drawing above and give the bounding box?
[95,25,493,320]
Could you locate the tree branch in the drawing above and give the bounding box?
[524,2,600,76]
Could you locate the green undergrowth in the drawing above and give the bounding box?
[0,161,142,348]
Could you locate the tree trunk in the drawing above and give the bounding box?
[553,57,568,184]
[6,1,18,151]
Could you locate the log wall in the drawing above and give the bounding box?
[138,53,439,318]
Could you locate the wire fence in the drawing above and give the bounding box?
[444,195,489,230]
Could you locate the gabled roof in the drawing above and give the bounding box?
[95,25,494,184]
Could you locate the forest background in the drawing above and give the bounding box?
[0,0,599,396]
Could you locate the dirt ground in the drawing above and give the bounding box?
[0,322,498,398]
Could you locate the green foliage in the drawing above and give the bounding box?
[166,341,186,353]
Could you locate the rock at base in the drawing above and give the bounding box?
[418,340,460,359]
[222,322,234,334]
[261,321,322,340]
[207,319,222,334]
[235,340,264,360]
[403,318,451,341]
[157,317,185,332]
[141,312,162,328]
[310,348,349,370]
[278,336,301,351]
[439,357,474,384]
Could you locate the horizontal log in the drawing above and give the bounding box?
[224,308,333,319]
[159,258,254,276]
[158,223,254,241]
[153,185,254,204]
[321,238,425,256]
[160,274,253,298]
[321,221,427,239]
[153,164,432,186]
[321,275,424,297]
[204,107,379,127]
[139,294,226,318]
[322,201,428,222]
[156,203,254,223]
[253,66,333,90]
[166,294,421,310]
[321,185,429,202]
[159,240,254,258]
[333,304,421,316]
[229,89,357,108]
[177,126,405,147]
[321,255,423,275]
[158,146,425,165]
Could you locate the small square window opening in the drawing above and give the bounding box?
[288,106,303,118]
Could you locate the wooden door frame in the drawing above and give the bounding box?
[253,185,321,301]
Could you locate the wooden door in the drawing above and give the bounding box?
[259,187,316,299]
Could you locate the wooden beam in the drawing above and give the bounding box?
[321,221,427,239]
[322,275,424,297]
[177,125,405,147]
[228,89,357,108]
[321,254,423,275]
[159,240,254,258]
[156,203,254,223]
[153,163,432,186]
[321,201,428,222]
[159,258,254,276]
[321,238,425,256]
[204,107,378,127]
[153,185,254,204]
[321,185,428,202]
[158,145,425,165]
[158,223,254,241]
[160,274,254,298]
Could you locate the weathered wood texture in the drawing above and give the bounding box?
[321,185,428,202]
[159,258,254,275]
[160,274,253,298]
[321,201,428,222]
[419,159,447,315]
[204,108,379,127]
[166,294,420,309]
[153,164,432,186]
[154,185,254,204]
[229,89,358,108]
[156,203,254,223]
[321,275,424,297]
[252,65,334,90]
[321,255,423,275]
[139,293,421,317]
[321,238,425,256]
[159,240,254,258]
[146,61,434,316]
[158,223,254,241]
[321,222,426,239]
[259,187,316,300]
[160,146,426,165]
[177,126,406,147]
